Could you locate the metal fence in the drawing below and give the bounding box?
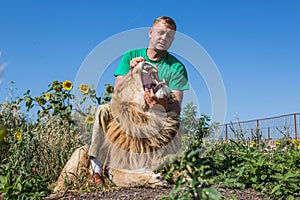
[218,113,300,141]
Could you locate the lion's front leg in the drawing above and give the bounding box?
[108,167,167,188]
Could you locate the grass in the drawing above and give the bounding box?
[1,81,300,200]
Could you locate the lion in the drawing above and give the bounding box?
[54,62,181,192]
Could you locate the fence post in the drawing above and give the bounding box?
[294,114,297,140]
[225,124,228,140]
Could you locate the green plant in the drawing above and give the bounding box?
[21,80,74,121]
[0,172,50,199]
[180,102,212,151]
[161,109,221,200]
[208,123,300,199]
[0,80,114,199]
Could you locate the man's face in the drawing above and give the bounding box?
[149,21,175,52]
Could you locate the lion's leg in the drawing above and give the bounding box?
[108,167,167,188]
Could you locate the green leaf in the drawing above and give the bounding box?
[271,184,281,194]
[0,175,6,185]
[16,182,22,192]
[23,90,31,95]
[286,195,294,200]
[201,188,221,200]
[260,174,267,181]
[283,170,298,181]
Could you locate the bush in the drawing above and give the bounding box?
[0,80,113,199]
[208,126,300,199]
[160,106,221,200]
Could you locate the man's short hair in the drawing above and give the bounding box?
[152,16,177,31]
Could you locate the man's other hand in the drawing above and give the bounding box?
[144,88,168,110]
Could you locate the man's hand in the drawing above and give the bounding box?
[144,89,182,115]
[115,57,146,94]
[130,57,146,69]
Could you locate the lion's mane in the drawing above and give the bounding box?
[102,62,181,170]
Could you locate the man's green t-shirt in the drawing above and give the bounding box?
[114,48,189,91]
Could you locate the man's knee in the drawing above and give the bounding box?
[95,104,111,131]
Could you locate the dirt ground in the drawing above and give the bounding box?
[44,186,265,200]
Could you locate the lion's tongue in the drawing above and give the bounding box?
[142,70,157,90]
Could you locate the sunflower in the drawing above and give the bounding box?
[251,141,256,147]
[85,114,94,124]
[52,80,62,92]
[284,139,291,145]
[106,85,114,93]
[62,80,73,91]
[45,93,51,100]
[275,141,280,146]
[292,139,299,144]
[54,86,61,92]
[79,84,90,94]
[15,131,22,141]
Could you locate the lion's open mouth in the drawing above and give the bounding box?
[141,62,166,94]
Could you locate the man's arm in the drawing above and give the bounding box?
[165,90,183,114]
[172,90,183,105]
[114,74,129,94]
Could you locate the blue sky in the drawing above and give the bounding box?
[0,0,299,124]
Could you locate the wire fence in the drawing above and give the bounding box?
[218,113,300,142]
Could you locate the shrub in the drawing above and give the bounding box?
[0,80,113,199]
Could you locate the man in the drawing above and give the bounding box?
[88,16,189,185]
